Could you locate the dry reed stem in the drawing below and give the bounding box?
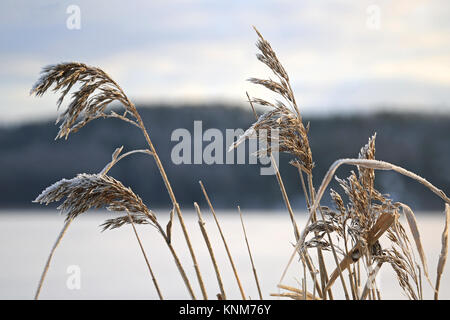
[199,181,246,299]
[270,292,304,300]
[307,174,338,299]
[280,158,450,286]
[194,202,227,300]
[271,154,301,241]
[359,262,383,300]
[400,203,433,289]
[435,204,450,300]
[301,259,307,300]
[246,91,258,119]
[342,220,358,299]
[298,251,323,299]
[246,39,332,297]
[295,165,310,207]
[126,212,163,300]
[131,108,206,300]
[98,208,197,298]
[238,206,263,300]
[101,147,153,175]
[273,284,321,300]
[173,202,208,300]
[245,28,332,298]
[34,218,73,300]
[153,222,197,299]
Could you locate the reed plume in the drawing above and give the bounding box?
[35,173,156,223]
[230,28,313,174]
[31,62,139,139]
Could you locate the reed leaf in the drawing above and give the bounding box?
[435,204,450,299]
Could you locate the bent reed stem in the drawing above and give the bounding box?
[35,218,73,300]
[154,221,196,299]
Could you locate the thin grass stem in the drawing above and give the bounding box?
[194,202,227,300]
[199,181,246,299]
[34,218,73,300]
[238,206,263,300]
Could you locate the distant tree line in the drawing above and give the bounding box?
[1,104,449,212]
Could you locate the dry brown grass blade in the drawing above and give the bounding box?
[271,292,317,300]
[400,203,433,290]
[166,208,174,244]
[435,204,450,300]
[270,292,304,300]
[273,284,322,300]
[280,158,450,286]
[368,210,399,242]
[324,211,396,293]
[324,243,362,294]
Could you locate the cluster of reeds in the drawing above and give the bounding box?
[31,27,450,300]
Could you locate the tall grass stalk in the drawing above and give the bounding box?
[194,202,227,300]
[199,181,246,299]
[238,206,263,300]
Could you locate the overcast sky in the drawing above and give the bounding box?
[1,0,449,124]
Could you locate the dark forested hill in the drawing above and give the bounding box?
[1,105,449,211]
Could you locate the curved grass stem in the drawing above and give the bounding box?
[35,218,73,300]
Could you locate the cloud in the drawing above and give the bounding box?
[0,0,449,124]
